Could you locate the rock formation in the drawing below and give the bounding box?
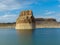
[35,18,56,22]
[16,10,35,29]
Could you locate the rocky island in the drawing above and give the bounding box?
[16,10,35,29]
[0,10,60,29]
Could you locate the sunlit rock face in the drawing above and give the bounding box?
[16,10,35,29]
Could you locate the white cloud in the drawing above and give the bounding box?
[0,0,36,11]
[0,0,41,23]
[58,5,60,7]
[44,10,55,15]
[0,14,18,23]
[58,0,60,2]
[0,0,19,11]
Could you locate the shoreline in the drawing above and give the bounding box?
[0,24,60,28]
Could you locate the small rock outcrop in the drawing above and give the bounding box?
[45,18,56,22]
[16,10,35,29]
[35,18,56,22]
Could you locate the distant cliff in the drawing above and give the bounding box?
[35,18,56,22]
[35,18,57,24]
[35,18,60,28]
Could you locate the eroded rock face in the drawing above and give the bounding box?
[16,10,35,29]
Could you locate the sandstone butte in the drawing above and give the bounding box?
[15,10,35,29]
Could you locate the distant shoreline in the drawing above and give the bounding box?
[0,23,15,28]
[0,18,60,28]
[0,23,60,28]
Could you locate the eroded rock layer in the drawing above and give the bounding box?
[16,10,35,29]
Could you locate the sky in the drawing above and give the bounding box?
[0,0,60,23]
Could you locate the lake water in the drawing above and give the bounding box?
[0,28,60,45]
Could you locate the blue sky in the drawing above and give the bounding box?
[0,0,60,23]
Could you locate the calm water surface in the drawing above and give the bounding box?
[0,28,60,45]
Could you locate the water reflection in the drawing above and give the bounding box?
[16,29,34,45]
